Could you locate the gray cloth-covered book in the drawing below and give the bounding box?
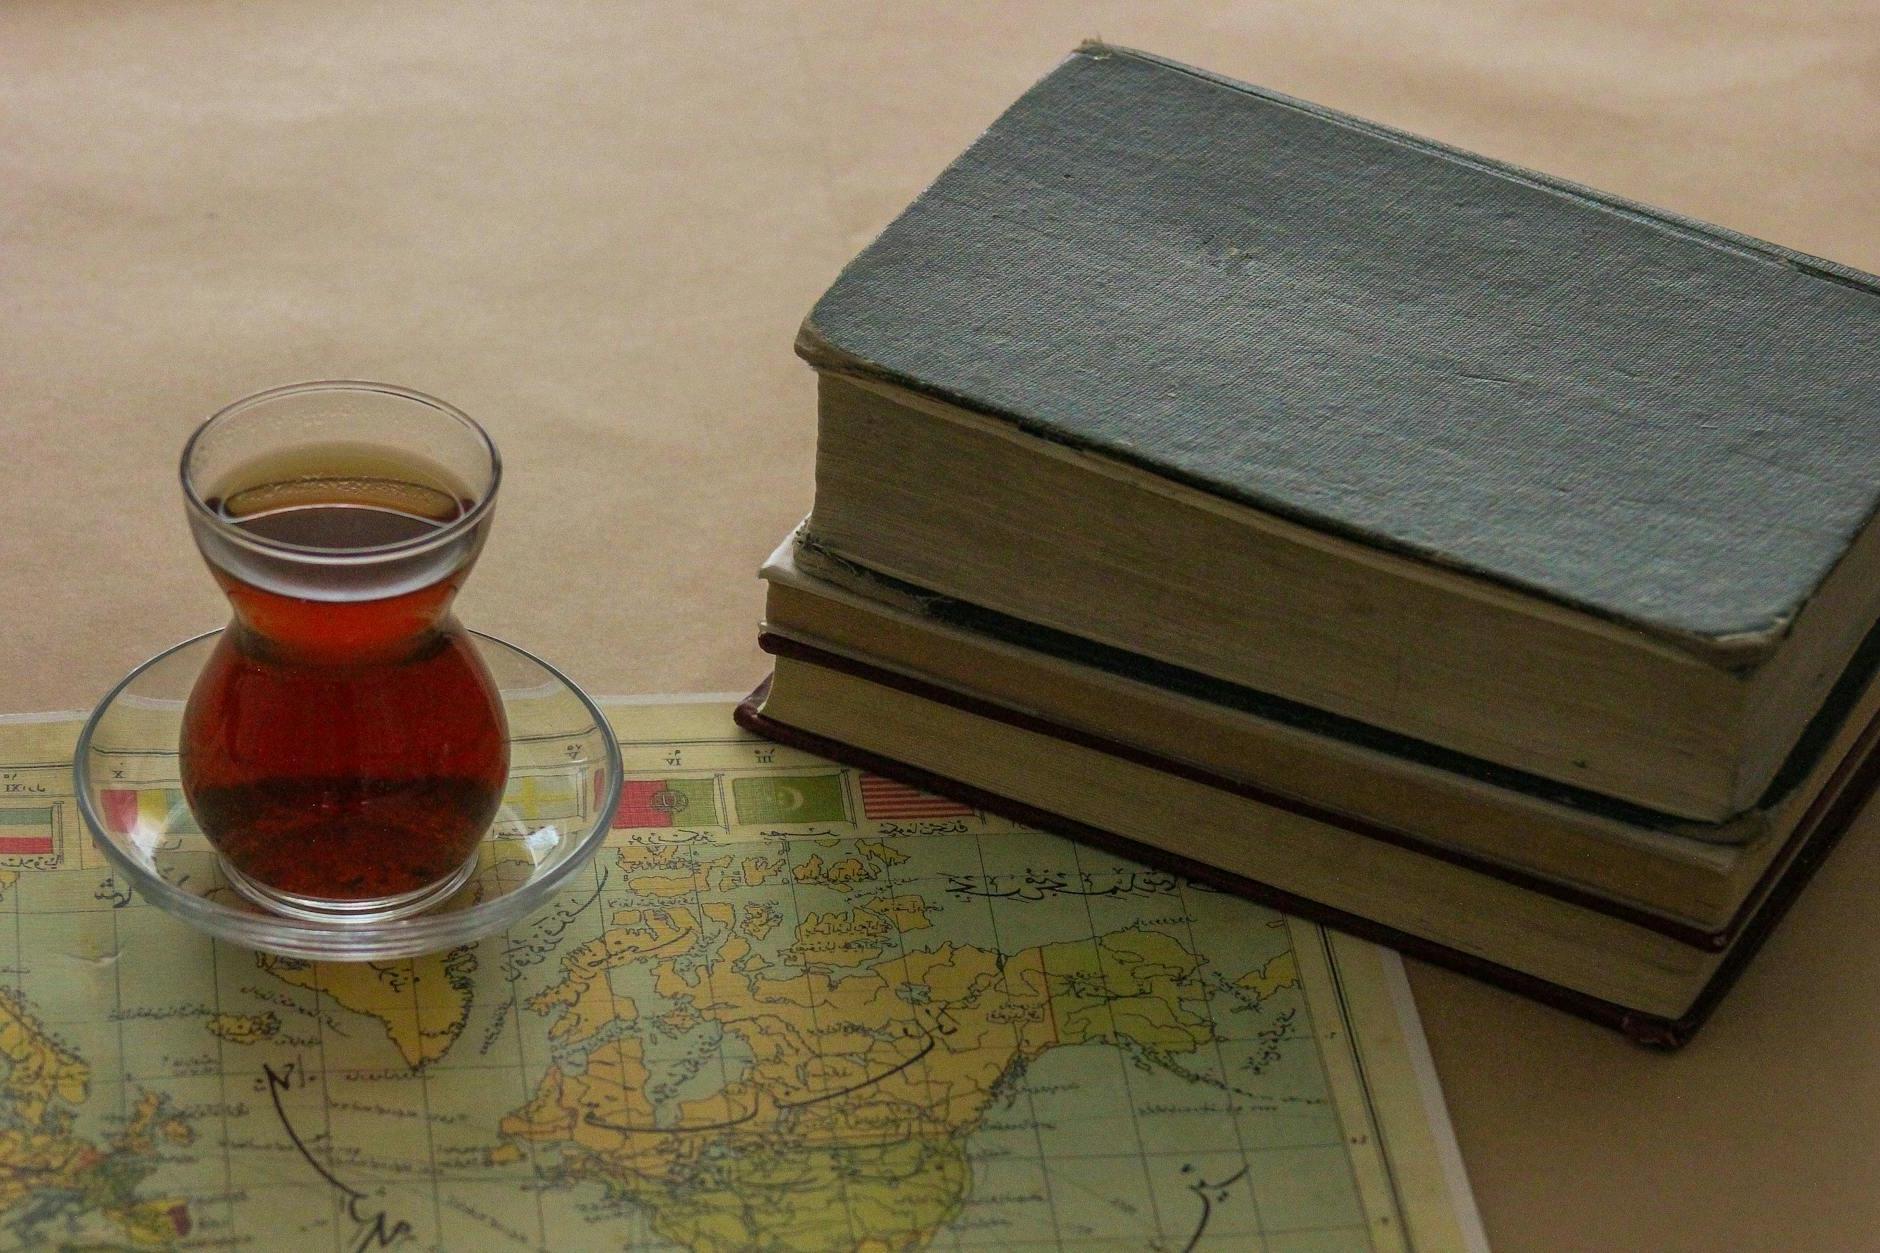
[796,43,1880,821]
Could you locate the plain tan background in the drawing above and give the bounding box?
[5,3,1878,1249]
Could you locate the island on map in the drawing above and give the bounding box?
[206,1010,280,1046]
[257,947,478,1069]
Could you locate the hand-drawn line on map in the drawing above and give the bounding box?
[583,1033,939,1135]
[261,1061,416,1252]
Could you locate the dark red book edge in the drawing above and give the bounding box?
[734,660,1880,1049]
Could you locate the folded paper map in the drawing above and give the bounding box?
[0,698,1484,1251]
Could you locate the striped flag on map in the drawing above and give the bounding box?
[732,774,847,825]
[0,806,55,856]
[613,778,719,828]
[99,788,200,837]
[858,773,975,821]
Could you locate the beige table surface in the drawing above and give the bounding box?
[6,3,1878,1249]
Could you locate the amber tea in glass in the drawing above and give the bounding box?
[179,382,509,922]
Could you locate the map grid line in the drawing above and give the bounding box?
[962,829,1068,1251]
[1177,877,1270,1249]
[1063,835,1170,1245]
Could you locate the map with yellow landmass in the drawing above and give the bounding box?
[204,1010,279,1046]
[0,699,1479,1251]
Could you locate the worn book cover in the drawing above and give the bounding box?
[799,43,1880,660]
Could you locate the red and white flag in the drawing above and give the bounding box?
[858,773,975,821]
[0,805,55,856]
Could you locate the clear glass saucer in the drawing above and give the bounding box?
[72,630,623,960]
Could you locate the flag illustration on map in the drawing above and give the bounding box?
[857,773,975,821]
[0,806,55,856]
[612,777,720,828]
[731,774,847,825]
[98,788,200,837]
[503,772,583,822]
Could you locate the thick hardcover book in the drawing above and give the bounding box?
[796,43,1880,822]
[736,651,1880,1047]
[761,540,1880,937]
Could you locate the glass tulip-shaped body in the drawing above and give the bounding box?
[177,383,508,921]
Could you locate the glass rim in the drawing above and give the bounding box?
[179,380,503,566]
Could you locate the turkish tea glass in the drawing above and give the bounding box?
[178,381,509,923]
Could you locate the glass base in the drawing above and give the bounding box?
[219,847,483,925]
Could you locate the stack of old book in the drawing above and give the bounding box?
[738,44,1880,1046]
